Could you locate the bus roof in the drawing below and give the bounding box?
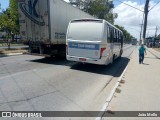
[70,18,123,34]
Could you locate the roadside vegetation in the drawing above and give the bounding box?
[0,0,142,45]
[69,0,134,43]
[0,0,19,41]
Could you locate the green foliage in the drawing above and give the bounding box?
[9,0,19,34]
[115,25,134,42]
[0,9,11,32]
[84,0,115,24]
[0,0,19,35]
[157,34,160,40]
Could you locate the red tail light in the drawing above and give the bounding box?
[100,48,106,59]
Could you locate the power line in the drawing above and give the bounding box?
[149,1,160,11]
[124,26,140,32]
[155,26,158,37]
[115,0,144,12]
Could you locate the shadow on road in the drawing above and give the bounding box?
[30,56,130,77]
[145,56,160,60]
[142,63,150,65]
[0,55,7,58]
[71,57,130,77]
[29,56,76,66]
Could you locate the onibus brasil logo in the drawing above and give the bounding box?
[19,0,45,26]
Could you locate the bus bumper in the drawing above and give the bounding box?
[66,55,110,65]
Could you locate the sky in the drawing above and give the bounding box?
[113,0,160,40]
[0,0,159,39]
[0,0,9,12]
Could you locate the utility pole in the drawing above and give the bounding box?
[142,0,150,44]
[147,31,149,37]
[140,24,143,41]
[155,26,158,38]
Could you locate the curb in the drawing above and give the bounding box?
[96,47,136,120]
[96,65,129,120]
[0,53,23,57]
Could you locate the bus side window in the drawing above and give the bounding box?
[118,32,120,43]
[110,27,114,43]
[107,26,110,43]
[116,30,118,43]
[120,33,123,47]
[113,29,117,43]
[117,30,119,42]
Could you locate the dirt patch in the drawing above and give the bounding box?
[120,80,125,84]
[0,49,28,55]
[115,88,121,93]
[0,43,25,47]
[153,48,160,52]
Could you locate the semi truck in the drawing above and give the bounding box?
[18,0,94,56]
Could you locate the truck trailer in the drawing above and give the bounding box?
[18,0,94,56]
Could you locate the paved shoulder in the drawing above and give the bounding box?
[103,47,160,119]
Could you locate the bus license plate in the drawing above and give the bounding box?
[79,58,86,61]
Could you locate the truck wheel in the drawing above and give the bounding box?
[39,46,44,55]
[28,46,32,54]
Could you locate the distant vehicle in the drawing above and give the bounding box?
[14,35,21,42]
[66,19,124,65]
[18,0,94,56]
[146,37,153,47]
[131,38,137,45]
[145,37,158,48]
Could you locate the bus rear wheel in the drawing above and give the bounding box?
[119,49,123,58]
[110,54,115,65]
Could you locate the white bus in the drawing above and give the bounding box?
[66,19,124,65]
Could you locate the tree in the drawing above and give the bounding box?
[0,0,19,40]
[69,0,115,24]
[157,34,160,40]
[87,0,115,23]
[115,25,134,42]
[8,0,19,39]
[0,9,11,36]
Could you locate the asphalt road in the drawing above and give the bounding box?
[0,45,136,114]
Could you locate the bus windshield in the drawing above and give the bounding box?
[67,21,102,41]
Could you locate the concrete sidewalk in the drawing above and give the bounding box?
[103,47,160,120]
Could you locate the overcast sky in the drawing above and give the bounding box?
[64,0,160,39]
[113,0,160,40]
[0,0,159,39]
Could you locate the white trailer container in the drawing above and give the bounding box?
[18,0,94,56]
